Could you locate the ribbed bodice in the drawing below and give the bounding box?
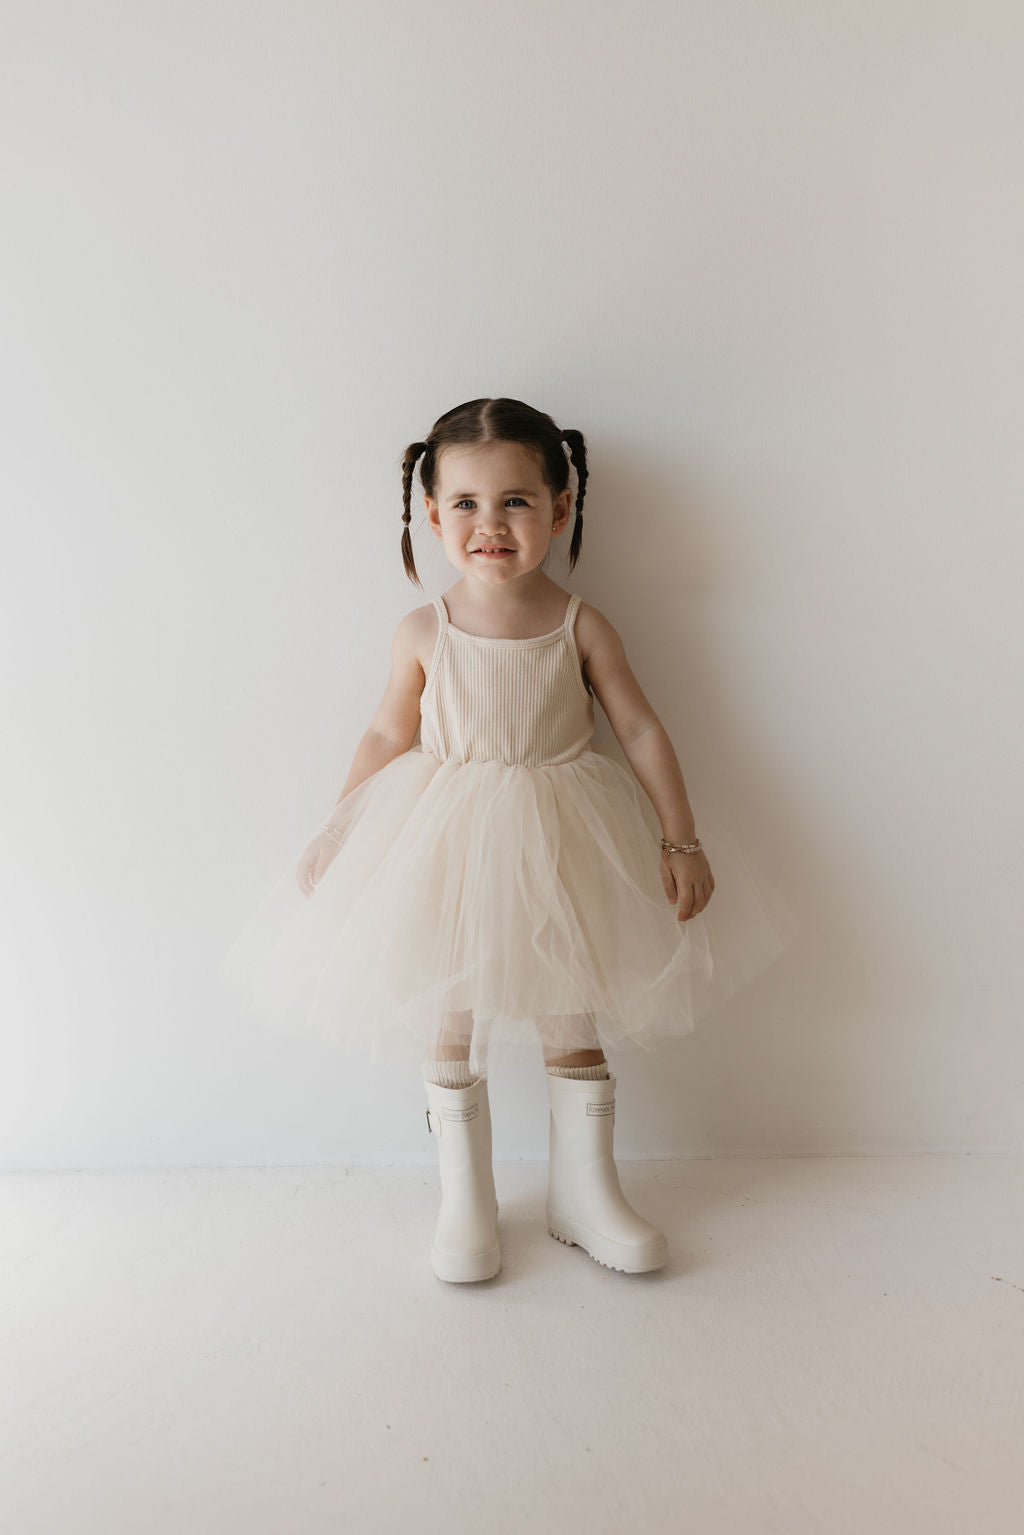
[420,592,596,767]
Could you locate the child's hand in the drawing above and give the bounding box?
[296,830,341,899]
[660,847,714,922]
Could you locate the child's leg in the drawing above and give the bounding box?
[423,1008,476,1086]
[537,1012,609,1076]
[428,1007,473,1058]
[546,1047,607,1068]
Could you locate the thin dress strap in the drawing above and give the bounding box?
[422,595,449,698]
[435,590,578,640]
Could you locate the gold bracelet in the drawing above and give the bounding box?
[661,836,702,854]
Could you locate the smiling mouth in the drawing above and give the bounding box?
[472,548,514,555]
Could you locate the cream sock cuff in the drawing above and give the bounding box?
[545,1062,610,1079]
[422,1058,480,1088]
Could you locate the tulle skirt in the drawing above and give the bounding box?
[216,745,801,1078]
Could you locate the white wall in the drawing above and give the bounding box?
[2,1,1021,1167]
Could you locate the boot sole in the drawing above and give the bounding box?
[431,1243,502,1283]
[547,1212,668,1274]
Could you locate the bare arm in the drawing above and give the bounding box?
[620,724,697,845]
[577,604,697,840]
[333,726,411,804]
[295,608,432,896]
[577,603,712,920]
[333,608,429,804]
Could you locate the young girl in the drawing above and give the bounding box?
[218,396,800,1284]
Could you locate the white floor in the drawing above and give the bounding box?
[3,1154,1023,1534]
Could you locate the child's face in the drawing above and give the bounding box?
[425,440,572,585]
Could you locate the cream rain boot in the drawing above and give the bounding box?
[423,1074,501,1282]
[545,1071,668,1273]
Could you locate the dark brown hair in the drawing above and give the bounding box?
[399,397,589,588]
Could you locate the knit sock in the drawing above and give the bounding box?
[422,1057,480,1088]
[546,1061,610,1079]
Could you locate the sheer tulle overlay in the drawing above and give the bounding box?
[217,744,801,1078]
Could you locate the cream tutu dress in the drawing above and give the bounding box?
[217,591,801,1078]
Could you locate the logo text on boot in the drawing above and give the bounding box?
[440,1103,479,1123]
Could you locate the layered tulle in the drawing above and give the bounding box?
[217,744,801,1077]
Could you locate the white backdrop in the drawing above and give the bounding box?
[2,1,1021,1167]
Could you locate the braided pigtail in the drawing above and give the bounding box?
[400,441,428,588]
[561,428,589,573]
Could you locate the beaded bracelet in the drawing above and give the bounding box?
[320,822,701,856]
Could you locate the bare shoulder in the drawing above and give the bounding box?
[390,601,440,683]
[572,600,661,747]
[573,598,624,663]
[364,603,439,753]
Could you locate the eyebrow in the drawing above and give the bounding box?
[445,488,536,501]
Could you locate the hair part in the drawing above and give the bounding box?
[399,397,588,588]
